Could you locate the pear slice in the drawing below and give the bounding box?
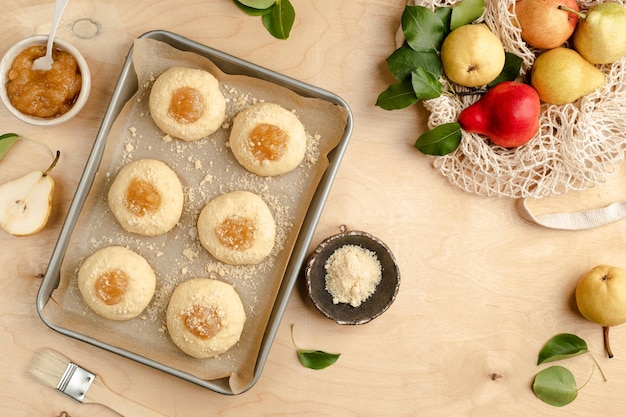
[0,150,59,236]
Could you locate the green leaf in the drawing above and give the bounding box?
[537,334,589,365]
[435,7,453,35]
[415,122,462,156]
[297,349,341,370]
[411,67,443,100]
[387,46,442,82]
[290,324,340,370]
[0,133,20,161]
[234,0,274,16]
[533,366,578,407]
[262,0,295,40]
[488,53,523,87]
[450,0,485,31]
[236,0,275,9]
[402,6,446,52]
[376,81,418,110]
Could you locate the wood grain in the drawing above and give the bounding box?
[2,0,626,415]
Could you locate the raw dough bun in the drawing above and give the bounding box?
[166,278,246,358]
[77,246,156,321]
[108,159,184,236]
[229,102,306,176]
[197,190,276,265]
[149,66,226,141]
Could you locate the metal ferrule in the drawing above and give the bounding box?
[56,362,95,403]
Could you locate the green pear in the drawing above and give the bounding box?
[530,47,605,105]
[561,3,626,64]
[0,150,59,236]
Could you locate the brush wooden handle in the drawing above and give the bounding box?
[83,377,167,417]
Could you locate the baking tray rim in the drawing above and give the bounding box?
[35,29,354,395]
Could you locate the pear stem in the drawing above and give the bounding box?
[43,150,60,177]
[558,5,587,20]
[603,326,614,358]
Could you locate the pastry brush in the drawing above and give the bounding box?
[29,348,167,417]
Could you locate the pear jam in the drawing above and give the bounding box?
[215,215,256,251]
[168,86,204,123]
[182,304,222,339]
[248,123,288,161]
[95,269,128,306]
[124,178,161,216]
[6,45,82,118]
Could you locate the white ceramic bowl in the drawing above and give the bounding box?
[0,35,91,126]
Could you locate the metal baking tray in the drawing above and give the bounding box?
[36,30,353,395]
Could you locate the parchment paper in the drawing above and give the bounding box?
[43,37,349,393]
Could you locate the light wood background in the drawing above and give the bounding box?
[2,1,626,416]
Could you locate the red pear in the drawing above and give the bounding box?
[458,81,541,148]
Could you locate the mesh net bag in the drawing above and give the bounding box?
[405,0,626,198]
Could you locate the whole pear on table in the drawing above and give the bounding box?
[560,2,626,64]
[531,47,605,104]
[514,0,580,49]
[576,265,626,358]
[0,150,60,236]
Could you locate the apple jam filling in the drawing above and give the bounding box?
[95,269,128,306]
[248,123,288,161]
[168,86,204,123]
[182,304,222,339]
[215,216,256,251]
[124,178,161,217]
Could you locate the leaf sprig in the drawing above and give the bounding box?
[376,0,523,156]
[291,324,340,370]
[234,0,295,40]
[0,133,55,161]
[376,0,484,111]
[533,333,606,407]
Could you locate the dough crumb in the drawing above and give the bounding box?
[324,245,382,307]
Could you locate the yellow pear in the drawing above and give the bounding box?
[530,47,605,105]
[440,23,506,88]
[576,265,626,358]
[0,150,59,236]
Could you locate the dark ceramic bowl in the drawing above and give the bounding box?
[305,226,400,325]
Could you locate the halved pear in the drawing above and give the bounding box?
[0,151,59,236]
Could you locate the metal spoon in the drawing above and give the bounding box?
[32,0,70,71]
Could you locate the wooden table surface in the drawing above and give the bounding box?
[3,1,626,416]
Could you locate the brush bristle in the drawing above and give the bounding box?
[29,348,72,389]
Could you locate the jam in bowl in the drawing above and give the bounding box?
[0,35,91,126]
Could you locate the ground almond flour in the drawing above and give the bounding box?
[324,244,382,307]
